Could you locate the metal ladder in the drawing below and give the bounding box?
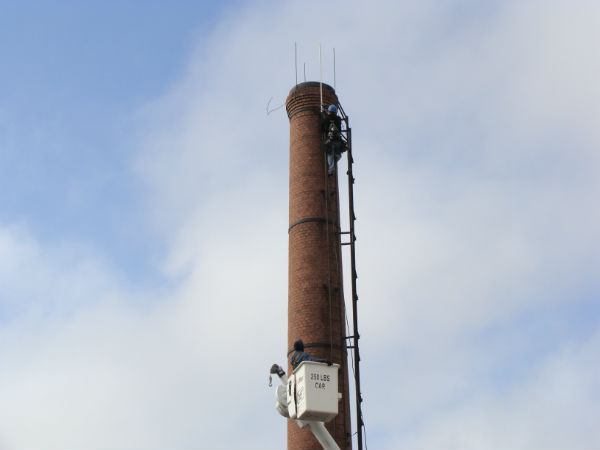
[337,104,365,450]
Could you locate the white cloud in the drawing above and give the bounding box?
[0,202,288,448]
[0,224,127,317]
[394,327,600,450]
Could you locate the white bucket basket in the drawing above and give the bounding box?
[287,361,340,422]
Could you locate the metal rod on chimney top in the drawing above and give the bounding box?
[319,43,323,111]
[333,48,336,90]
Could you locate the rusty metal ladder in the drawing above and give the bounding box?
[337,104,365,450]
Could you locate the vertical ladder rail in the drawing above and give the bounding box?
[347,125,364,450]
[341,110,364,450]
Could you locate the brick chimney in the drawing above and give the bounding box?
[286,82,352,450]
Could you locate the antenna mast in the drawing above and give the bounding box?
[319,43,323,111]
[333,48,336,90]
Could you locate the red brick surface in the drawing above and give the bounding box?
[286,82,352,450]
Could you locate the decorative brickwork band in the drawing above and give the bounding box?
[287,217,341,233]
[287,217,326,232]
[287,105,321,119]
[287,342,347,356]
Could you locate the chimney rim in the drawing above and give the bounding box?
[288,81,335,96]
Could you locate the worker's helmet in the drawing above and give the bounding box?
[327,104,338,113]
[293,339,305,352]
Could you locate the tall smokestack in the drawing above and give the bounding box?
[286,82,352,450]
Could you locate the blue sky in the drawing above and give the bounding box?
[0,1,237,286]
[1,1,599,449]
